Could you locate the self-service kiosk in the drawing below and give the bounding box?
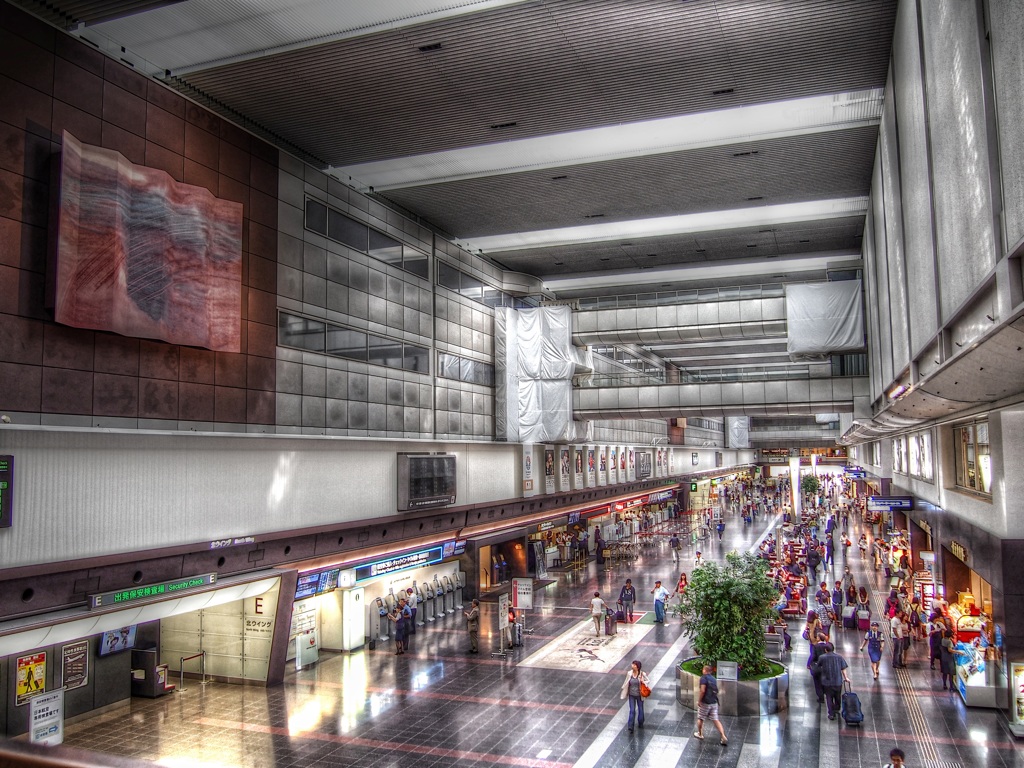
[423,581,437,622]
[453,570,464,609]
[414,583,427,626]
[373,596,389,640]
[442,575,456,614]
[433,575,447,617]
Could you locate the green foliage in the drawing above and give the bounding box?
[676,552,779,677]
[801,475,821,496]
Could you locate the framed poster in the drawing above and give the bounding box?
[16,652,46,705]
[61,641,89,690]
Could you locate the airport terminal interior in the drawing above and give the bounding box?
[3,0,1024,766]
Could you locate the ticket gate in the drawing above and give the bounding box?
[442,575,456,614]
[453,570,464,610]
[373,596,389,640]
[433,575,448,617]
[422,582,437,622]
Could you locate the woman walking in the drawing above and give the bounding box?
[859,620,885,679]
[620,660,650,733]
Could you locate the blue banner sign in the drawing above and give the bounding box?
[867,496,914,512]
[355,546,444,582]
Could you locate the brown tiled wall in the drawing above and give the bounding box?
[0,5,277,427]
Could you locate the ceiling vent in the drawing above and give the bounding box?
[713,88,735,96]
[490,121,518,129]
[732,150,759,157]
[418,43,442,52]
[583,213,606,219]
[747,196,764,201]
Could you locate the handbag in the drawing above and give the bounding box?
[639,680,651,698]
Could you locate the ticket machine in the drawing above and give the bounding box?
[433,575,447,618]
[414,583,428,626]
[423,581,437,622]
[453,570,464,609]
[442,575,456,614]
[373,596,389,640]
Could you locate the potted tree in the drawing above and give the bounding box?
[675,551,789,715]
[801,474,821,501]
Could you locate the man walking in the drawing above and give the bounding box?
[651,580,669,623]
[891,610,907,668]
[669,532,681,564]
[464,599,480,653]
[812,642,851,720]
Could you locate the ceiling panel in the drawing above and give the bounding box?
[163,0,896,167]
[376,126,880,238]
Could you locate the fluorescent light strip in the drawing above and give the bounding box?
[544,252,862,293]
[468,197,868,253]
[337,89,883,190]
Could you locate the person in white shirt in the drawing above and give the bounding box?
[694,551,705,569]
[590,592,607,636]
[651,581,670,623]
[890,612,907,668]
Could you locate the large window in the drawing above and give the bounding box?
[438,352,494,386]
[280,311,429,374]
[305,199,429,279]
[436,262,535,309]
[954,421,991,494]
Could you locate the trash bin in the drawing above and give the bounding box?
[605,609,617,636]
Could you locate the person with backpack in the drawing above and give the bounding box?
[693,664,728,746]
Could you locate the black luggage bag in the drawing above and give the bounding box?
[841,681,864,725]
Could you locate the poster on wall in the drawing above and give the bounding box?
[60,641,89,691]
[573,445,584,489]
[559,448,571,491]
[16,652,46,705]
[609,447,618,483]
[587,447,596,487]
[544,446,555,494]
[628,448,635,480]
[522,446,535,492]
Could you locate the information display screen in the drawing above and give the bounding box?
[397,454,456,511]
[294,573,321,601]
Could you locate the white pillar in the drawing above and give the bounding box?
[790,457,802,517]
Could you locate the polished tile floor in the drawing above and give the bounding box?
[57,510,1024,768]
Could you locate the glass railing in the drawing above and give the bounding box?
[576,366,823,387]
[573,283,790,310]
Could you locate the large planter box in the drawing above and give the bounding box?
[676,658,789,717]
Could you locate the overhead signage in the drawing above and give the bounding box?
[538,520,556,532]
[638,452,652,479]
[355,546,444,582]
[209,536,256,550]
[949,540,969,565]
[294,568,341,601]
[649,490,674,502]
[844,467,866,478]
[89,573,217,609]
[0,455,12,528]
[866,496,914,512]
[567,511,582,525]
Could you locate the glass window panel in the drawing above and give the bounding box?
[437,262,461,291]
[326,326,366,361]
[368,335,403,369]
[402,247,429,279]
[482,287,503,307]
[279,313,325,352]
[328,210,368,251]
[439,353,460,380]
[305,199,328,235]
[404,344,429,373]
[460,273,483,300]
[368,229,403,265]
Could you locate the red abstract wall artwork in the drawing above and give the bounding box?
[54,132,243,353]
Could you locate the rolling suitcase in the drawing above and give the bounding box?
[605,610,618,636]
[841,681,863,726]
[842,606,857,630]
[513,622,523,647]
[615,609,626,622]
[857,610,871,631]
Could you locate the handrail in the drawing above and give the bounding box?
[178,650,206,693]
